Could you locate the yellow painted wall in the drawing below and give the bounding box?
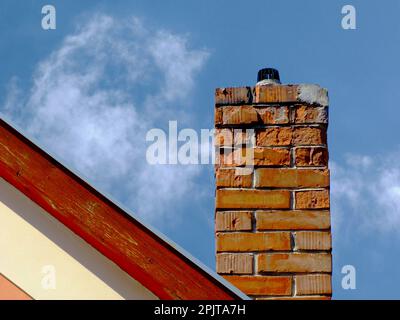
[0,178,158,300]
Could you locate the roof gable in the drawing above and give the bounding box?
[0,118,246,300]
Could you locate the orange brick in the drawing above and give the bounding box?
[222,106,258,125]
[295,147,328,167]
[215,107,223,125]
[256,211,330,230]
[254,85,298,104]
[296,274,332,295]
[216,232,291,252]
[293,105,328,124]
[216,148,254,167]
[255,168,329,188]
[295,231,331,250]
[216,189,291,209]
[216,168,252,188]
[295,190,330,209]
[215,129,233,146]
[216,147,290,167]
[258,253,332,273]
[215,87,254,105]
[257,106,289,124]
[215,211,252,231]
[216,253,253,274]
[292,127,326,146]
[224,276,292,296]
[233,130,253,145]
[253,148,291,166]
[257,127,292,146]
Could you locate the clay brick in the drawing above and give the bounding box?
[254,85,298,104]
[216,168,252,188]
[293,105,328,124]
[257,127,292,146]
[253,148,291,166]
[215,87,254,105]
[222,106,258,125]
[216,148,254,167]
[215,211,252,231]
[257,106,289,124]
[233,130,254,145]
[255,168,329,188]
[216,189,291,209]
[216,147,290,167]
[295,147,328,167]
[292,127,326,146]
[295,190,330,209]
[223,276,292,296]
[258,253,332,273]
[295,231,331,251]
[216,253,253,274]
[296,274,332,295]
[215,129,233,146]
[215,107,223,125]
[256,210,330,230]
[216,232,291,252]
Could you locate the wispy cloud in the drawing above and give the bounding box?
[1,14,209,225]
[331,149,400,236]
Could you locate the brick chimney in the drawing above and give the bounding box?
[214,68,332,300]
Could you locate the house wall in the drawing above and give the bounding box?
[0,178,158,300]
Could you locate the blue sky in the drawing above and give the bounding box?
[1,0,400,299]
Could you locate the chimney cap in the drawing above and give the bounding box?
[257,68,280,83]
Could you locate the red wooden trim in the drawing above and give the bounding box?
[0,119,239,300]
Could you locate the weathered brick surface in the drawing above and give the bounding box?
[215,107,223,125]
[215,87,254,105]
[257,106,289,124]
[255,168,329,188]
[233,130,254,145]
[214,82,331,299]
[292,127,326,146]
[216,189,291,209]
[295,231,332,251]
[216,106,289,126]
[215,129,233,146]
[293,105,328,124]
[253,148,290,166]
[217,147,290,167]
[222,106,258,125]
[257,127,292,147]
[216,168,253,188]
[258,253,332,273]
[223,276,292,296]
[215,211,252,231]
[295,190,330,209]
[216,232,291,252]
[256,211,330,230]
[216,253,253,274]
[296,274,332,295]
[254,85,298,104]
[295,147,328,167]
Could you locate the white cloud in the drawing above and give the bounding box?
[331,149,400,236]
[1,14,209,225]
